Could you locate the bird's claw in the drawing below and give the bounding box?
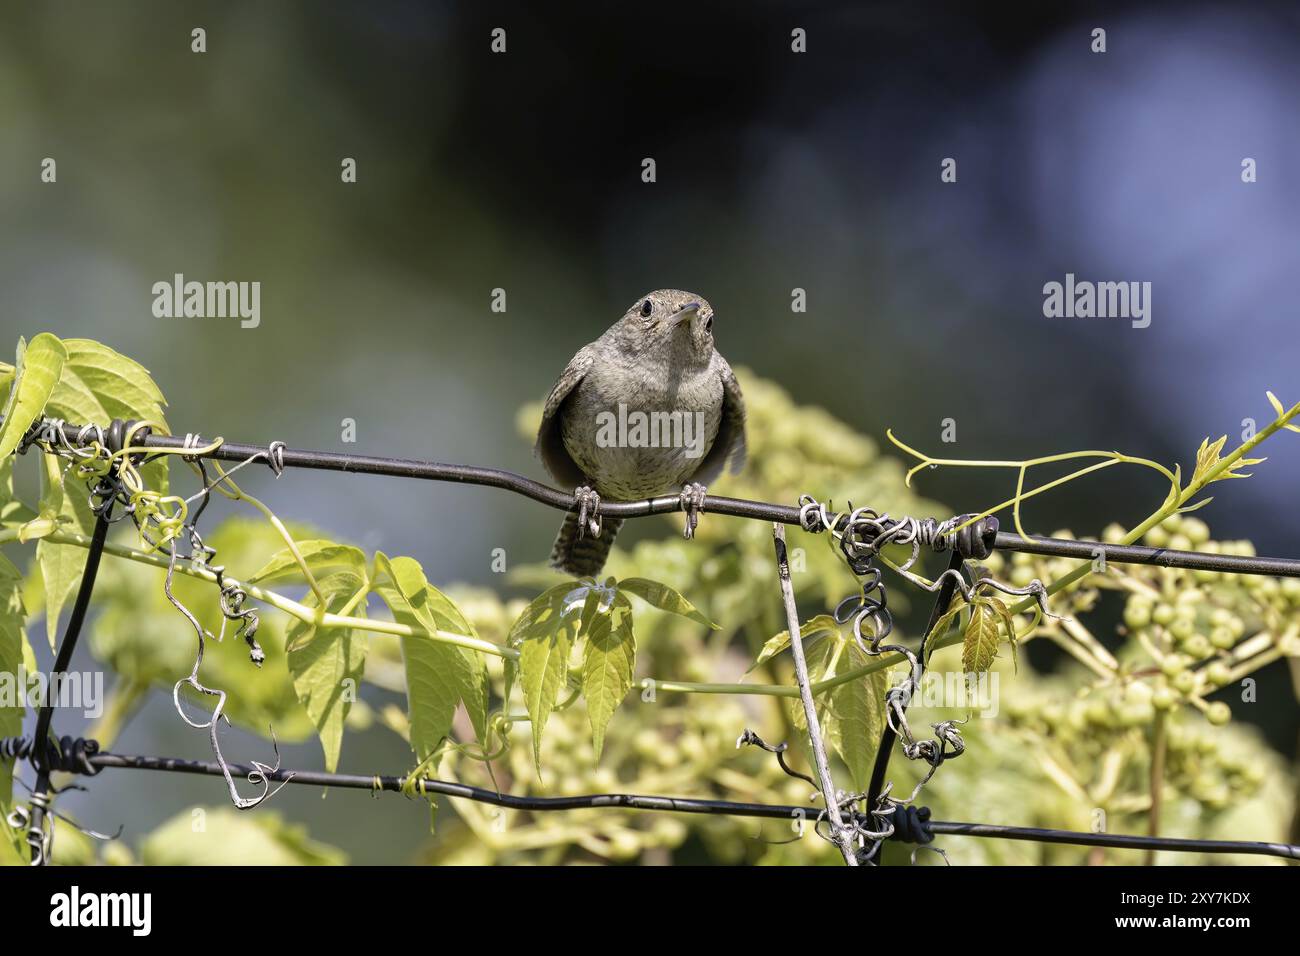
[680,482,707,539]
[574,485,603,539]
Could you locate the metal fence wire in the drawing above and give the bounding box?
[4,417,1300,866]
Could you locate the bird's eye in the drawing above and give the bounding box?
[704,316,713,333]
[640,299,653,317]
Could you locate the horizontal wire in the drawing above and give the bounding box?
[83,750,1300,860]
[109,426,1300,579]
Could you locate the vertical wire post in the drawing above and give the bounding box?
[865,549,965,862]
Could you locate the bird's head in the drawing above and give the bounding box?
[618,289,715,362]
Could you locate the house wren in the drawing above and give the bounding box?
[536,289,747,577]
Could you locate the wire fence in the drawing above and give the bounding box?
[5,416,1300,866]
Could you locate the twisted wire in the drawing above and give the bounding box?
[19,419,293,812]
[0,734,102,776]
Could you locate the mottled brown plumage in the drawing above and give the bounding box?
[537,290,746,576]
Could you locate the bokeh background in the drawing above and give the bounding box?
[1,0,1297,863]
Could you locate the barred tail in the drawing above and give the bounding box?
[550,513,624,577]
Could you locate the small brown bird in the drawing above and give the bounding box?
[537,290,747,577]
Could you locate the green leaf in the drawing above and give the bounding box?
[286,571,369,772]
[1191,434,1265,485]
[617,577,717,628]
[582,593,636,758]
[0,455,38,529]
[785,633,843,735]
[749,613,838,673]
[36,455,95,649]
[989,598,1020,672]
[34,339,172,648]
[0,553,26,823]
[0,334,66,460]
[44,338,167,426]
[140,807,346,865]
[512,582,598,770]
[248,540,367,585]
[43,338,170,497]
[962,599,1001,674]
[923,596,968,666]
[826,643,888,791]
[373,553,487,765]
[1192,435,1228,485]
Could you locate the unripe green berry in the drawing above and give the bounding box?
[1009,565,1036,589]
[1160,654,1189,677]
[1181,517,1210,545]
[1205,662,1232,687]
[1209,626,1235,650]
[1205,702,1232,726]
[1153,603,1176,626]
[1181,634,1211,659]
[1172,670,1197,694]
[1121,701,1155,727]
[1124,601,1152,630]
[1144,526,1170,548]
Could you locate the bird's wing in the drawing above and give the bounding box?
[696,356,747,486]
[535,343,596,488]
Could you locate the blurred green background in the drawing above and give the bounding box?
[1,1,1297,863]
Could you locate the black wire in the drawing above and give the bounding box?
[113,426,1300,579]
[13,417,1300,865]
[76,750,1300,860]
[25,509,110,863]
[864,550,966,851]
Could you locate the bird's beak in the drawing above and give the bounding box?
[671,302,701,327]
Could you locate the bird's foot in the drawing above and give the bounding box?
[574,485,603,539]
[680,482,708,540]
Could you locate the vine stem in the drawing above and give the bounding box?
[9,527,814,698]
[1146,712,1167,866]
[772,522,857,866]
[828,394,1300,684]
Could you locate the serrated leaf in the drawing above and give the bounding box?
[582,594,635,758]
[44,338,166,425]
[923,596,968,666]
[43,338,170,497]
[0,553,26,822]
[373,553,487,766]
[749,613,838,673]
[286,571,369,772]
[513,582,598,771]
[826,643,888,791]
[988,597,1020,672]
[0,334,66,460]
[248,540,367,585]
[34,339,172,649]
[962,599,1001,674]
[617,577,717,628]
